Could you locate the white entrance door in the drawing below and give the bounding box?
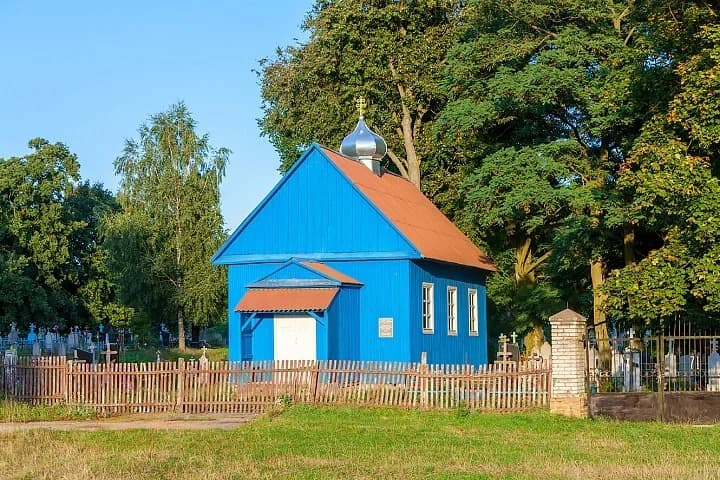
[273,314,316,360]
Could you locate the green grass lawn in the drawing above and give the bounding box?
[1,406,719,479]
[118,346,228,363]
[0,399,97,422]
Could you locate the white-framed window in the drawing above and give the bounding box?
[447,286,458,335]
[422,282,434,333]
[468,289,479,336]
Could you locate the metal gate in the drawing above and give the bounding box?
[586,323,720,422]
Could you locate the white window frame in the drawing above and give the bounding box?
[447,286,458,335]
[422,282,434,333]
[468,288,479,336]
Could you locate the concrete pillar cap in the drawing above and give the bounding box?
[549,308,587,324]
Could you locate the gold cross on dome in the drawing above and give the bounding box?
[355,96,367,116]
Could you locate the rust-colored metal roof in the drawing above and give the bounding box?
[234,287,339,313]
[301,261,362,285]
[322,147,496,271]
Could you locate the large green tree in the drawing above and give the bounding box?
[606,14,720,329]
[105,103,228,350]
[0,139,126,331]
[440,0,680,346]
[258,0,461,189]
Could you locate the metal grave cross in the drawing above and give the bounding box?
[511,331,518,344]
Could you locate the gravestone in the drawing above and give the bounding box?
[44,330,54,355]
[7,323,18,345]
[3,348,17,389]
[32,340,41,357]
[664,340,678,378]
[611,345,624,378]
[198,346,210,384]
[707,340,720,392]
[530,341,552,368]
[539,341,552,367]
[587,345,600,373]
[74,348,93,363]
[160,323,170,347]
[623,348,641,392]
[88,342,97,364]
[57,341,67,358]
[27,323,37,343]
[679,352,700,389]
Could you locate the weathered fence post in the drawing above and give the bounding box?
[64,360,71,404]
[176,358,185,413]
[549,309,589,418]
[420,352,428,409]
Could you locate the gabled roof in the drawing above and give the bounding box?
[235,288,338,313]
[212,143,494,272]
[248,259,362,288]
[321,147,495,271]
[301,261,362,285]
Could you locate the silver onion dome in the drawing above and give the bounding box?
[340,115,387,160]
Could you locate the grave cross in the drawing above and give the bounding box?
[102,341,117,365]
[510,331,518,344]
[711,338,719,352]
[201,345,208,358]
[499,333,507,344]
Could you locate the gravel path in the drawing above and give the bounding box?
[0,413,259,432]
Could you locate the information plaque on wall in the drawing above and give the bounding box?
[378,317,394,338]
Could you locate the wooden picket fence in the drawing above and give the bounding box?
[0,357,551,413]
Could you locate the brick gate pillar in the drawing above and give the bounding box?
[549,308,588,418]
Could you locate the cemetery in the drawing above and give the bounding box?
[2,311,720,423]
[0,319,551,414]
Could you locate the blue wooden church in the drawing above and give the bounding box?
[212,112,495,365]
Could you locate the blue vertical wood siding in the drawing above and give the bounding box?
[409,260,488,365]
[327,287,361,359]
[325,260,411,362]
[214,147,419,264]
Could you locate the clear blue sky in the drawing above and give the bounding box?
[0,0,314,231]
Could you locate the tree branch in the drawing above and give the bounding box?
[526,249,552,275]
[386,150,409,178]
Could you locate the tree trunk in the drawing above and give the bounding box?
[388,59,421,189]
[514,237,536,285]
[590,258,609,364]
[177,307,186,351]
[524,321,545,354]
[624,222,635,266]
[399,99,421,188]
[514,237,552,352]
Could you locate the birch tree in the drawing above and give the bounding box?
[106,103,228,350]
